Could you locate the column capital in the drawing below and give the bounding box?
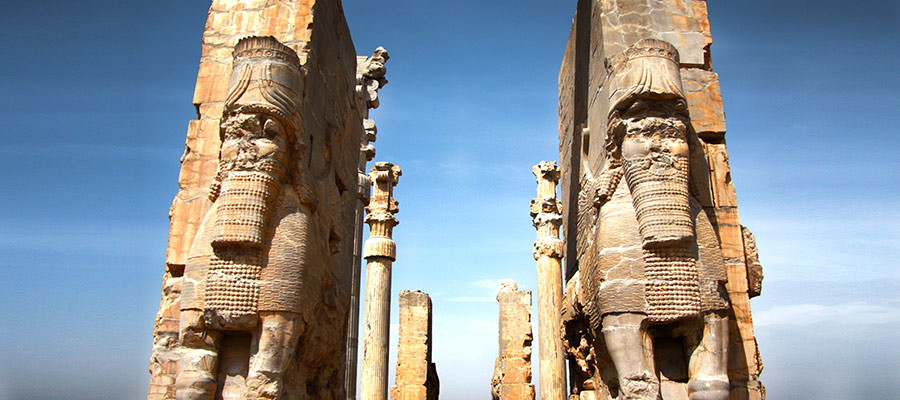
[532,160,560,184]
[369,162,402,188]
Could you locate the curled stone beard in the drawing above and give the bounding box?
[621,143,693,245]
[619,118,702,322]
[622,150,702,322]
[211,142,286,249]
[205,143,286,329]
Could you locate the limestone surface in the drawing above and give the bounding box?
[391,290,439,400]
[148,1,370,398]
[557,2,764,400]
[491,282,534,400]
[360,162,402,400]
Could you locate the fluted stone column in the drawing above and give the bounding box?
[530,161,566,400]
[360,162,402,400]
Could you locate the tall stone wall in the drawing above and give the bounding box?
[148,1,366,398]
[391,290,439,400]
[558,1,763,399]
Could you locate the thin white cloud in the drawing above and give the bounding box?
[445,278,515,302]
[755,302,900,327]
[471,278,506,290]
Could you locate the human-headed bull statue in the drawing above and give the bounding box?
[564,39,731,400]
[177,36,341,400]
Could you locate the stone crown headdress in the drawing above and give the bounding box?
[223,36,304,140]
[607,38,686,117]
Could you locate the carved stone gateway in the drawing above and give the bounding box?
[175,35,340,400]
[147,2,764,400]
[148,1,375,398]
[558,2,764,400]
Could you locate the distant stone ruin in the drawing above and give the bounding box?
[491,281,535,400]
[391,290,439,400]
[147,1,763,400]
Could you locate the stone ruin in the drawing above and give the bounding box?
[391,290,439,400]
[492,281,535,400]
[557,1,764,400]
[147,1,764,400]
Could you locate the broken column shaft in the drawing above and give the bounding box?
[493,281,535,400]
[391,290,439,400]
[530,161,566,400]
[360,162,402,400]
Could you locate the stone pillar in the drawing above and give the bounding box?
[391,290,439,400]
[347,47,390,400]
[530,161,567,400]
[360,162,402,400]
[492,281,535,400]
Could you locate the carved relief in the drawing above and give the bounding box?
[357,47,390,109]
[564,39,731,400]
[176,36,327,400]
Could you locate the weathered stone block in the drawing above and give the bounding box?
[391,290,438,400]
[682,69,727,138]
[493,282,534,400]
[659,31,709,67]
[192,61,231,106]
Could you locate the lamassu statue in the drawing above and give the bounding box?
[177,36,338,400]
[564,39,730,400]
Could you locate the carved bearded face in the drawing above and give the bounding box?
[220,112,288,175]
[211,112,289,248]
[616,100,694,246]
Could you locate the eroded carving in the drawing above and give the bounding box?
[176,36,325,400]
[360,162,402,400]
[357,47,390,109]
[564,39,731,400]
[529,161,568,400]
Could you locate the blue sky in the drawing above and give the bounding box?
[0,1,898,399]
